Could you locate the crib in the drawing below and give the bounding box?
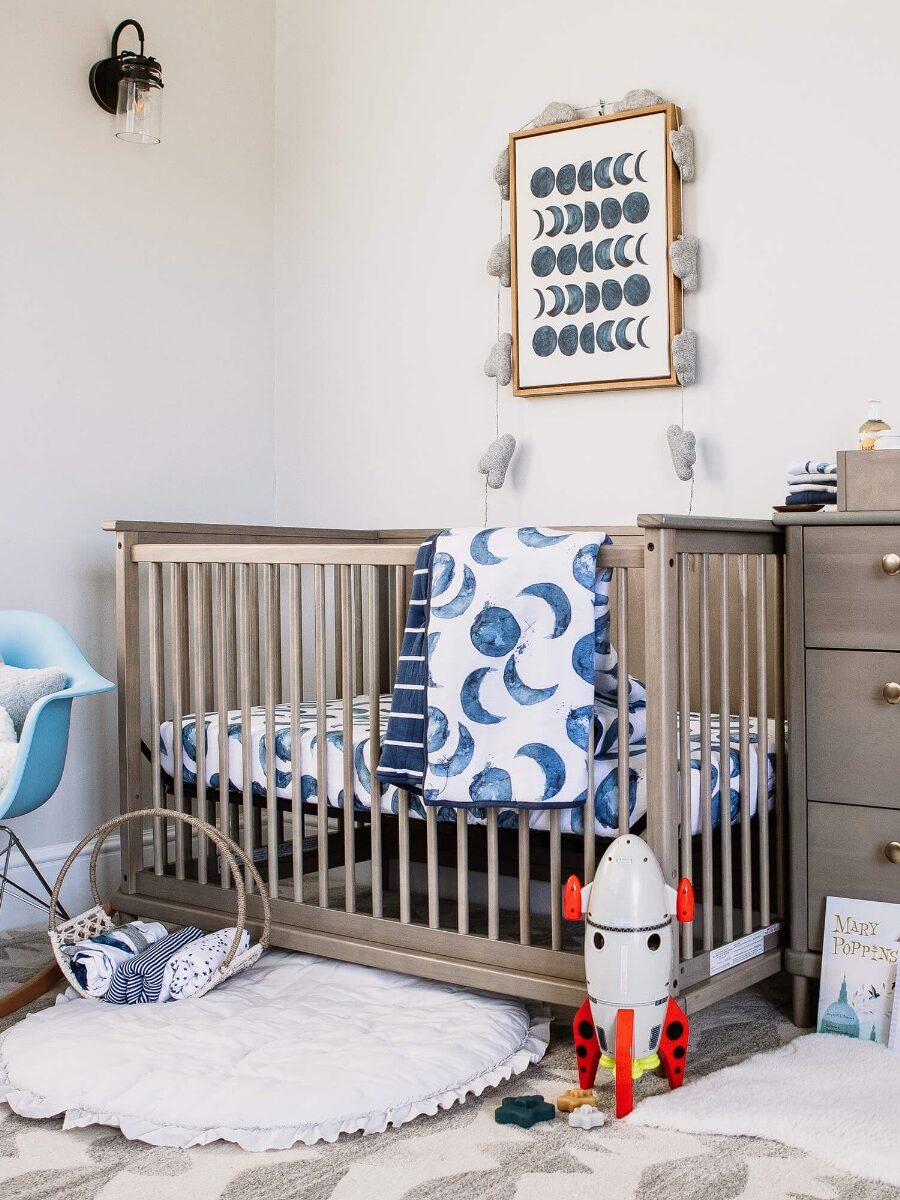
[106,515,787,1014]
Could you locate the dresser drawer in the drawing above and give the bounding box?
[808,801,900,949]
[806,649,900,807]
[804,526,900,649]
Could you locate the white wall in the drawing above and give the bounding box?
[0,1,276,922]
[274,0,900,530]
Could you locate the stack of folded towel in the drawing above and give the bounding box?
[65,919,250,1004]
[785,459,837,506]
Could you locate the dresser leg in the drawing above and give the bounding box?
[792,975,817,1028]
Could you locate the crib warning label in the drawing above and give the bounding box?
[709,923,782,976]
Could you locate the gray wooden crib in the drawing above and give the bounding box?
[106,515,787,1014]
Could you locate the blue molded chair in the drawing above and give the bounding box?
[0,611,114,921]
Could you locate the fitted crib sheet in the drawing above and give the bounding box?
[159,696,776,839]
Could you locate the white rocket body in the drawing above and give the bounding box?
[582,834,677,1061]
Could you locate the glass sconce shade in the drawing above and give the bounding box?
[116,68,162,144]
[89,20,164,144]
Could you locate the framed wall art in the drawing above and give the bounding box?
[509,104,682,396]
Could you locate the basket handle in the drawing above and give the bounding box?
[50,809,271,972]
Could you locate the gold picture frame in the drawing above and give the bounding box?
[510,104,683,397]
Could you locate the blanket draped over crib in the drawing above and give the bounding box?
[376,527,648,810]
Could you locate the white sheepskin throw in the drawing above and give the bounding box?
[630,1032,900,1188]
[0,661,67,736]
[0,705,17,795]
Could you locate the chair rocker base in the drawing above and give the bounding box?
[0,826,69,923]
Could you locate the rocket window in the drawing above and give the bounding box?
[593,931,605,950]
[647,933,661,951]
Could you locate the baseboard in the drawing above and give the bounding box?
[0,831,125,933]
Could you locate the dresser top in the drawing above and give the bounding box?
[772,511,900,526]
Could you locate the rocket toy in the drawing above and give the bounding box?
[563,834,695,1118]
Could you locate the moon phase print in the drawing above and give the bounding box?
[509,104,683,396]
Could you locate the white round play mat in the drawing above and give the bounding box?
[0,951,549,1151]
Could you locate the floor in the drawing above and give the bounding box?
[0,927,894,1200]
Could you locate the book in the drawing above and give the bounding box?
[817,896,899,1046]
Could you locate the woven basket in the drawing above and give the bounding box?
[48,808,271,1001]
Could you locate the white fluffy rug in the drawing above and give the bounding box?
[630,1032,900,1186]
[0,951,549,1150]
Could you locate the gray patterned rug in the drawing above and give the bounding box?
[0,926,892,1200]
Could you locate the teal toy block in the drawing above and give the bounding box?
[494,1095,555,1128]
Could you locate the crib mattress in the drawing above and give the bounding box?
[159,696,775,839]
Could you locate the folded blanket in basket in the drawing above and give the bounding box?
[104,926,203,1004]
[158,927,250,1002]
[66,919,169,997]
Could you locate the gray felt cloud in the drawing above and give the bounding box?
[669,127,695,182]
[604,89,665,114]
[494,104,579,200]
[486,235,511,288]
[667,424,697,482]
[484,333,513,386]
[494,147,510,200]
[672,329,697,386]
[670,236,700,292]
[478,434,516,489]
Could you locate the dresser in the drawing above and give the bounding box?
[774,512,900,1026]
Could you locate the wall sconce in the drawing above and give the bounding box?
[89,19,163,144]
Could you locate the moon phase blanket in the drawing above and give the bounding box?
[422,527,618,809]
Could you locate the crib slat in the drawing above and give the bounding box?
[192,563,210,886]
[773,554,786,919]
[314,564,329,908]
[426,806,439,929]
[756,555,770,927]
[456,810,469,934]
[248,565,261,705]
[225,562,237,707]
[238,563,255,893]
[366,566,383,918]
[170,563,187,881]
[148,562,165,875]
[616,567,630,837]
[214,564,232,890]
[353,564,364,696]
[340,565,356,913]
[272,567,282,702]
[699,554,714,953]
[738,554,753,934]
[334,565,343,699]
[518,814,530,946]
[487,808,499,941]
[550,809,562,951]
[289,564,303,903]
[677,554,693,959]
[719,555,734,943]
[263,564,279,901]
[398,791,411,924]
[394,565,412,925]
[585,716,596,881]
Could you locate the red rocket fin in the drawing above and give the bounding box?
[563,875,583,921]
[572,998,600,1089]
[615,1008,634,1118]
[676,877,695,923]
[657,995,689,1090]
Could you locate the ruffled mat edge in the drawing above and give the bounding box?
[0,1010,551,1152]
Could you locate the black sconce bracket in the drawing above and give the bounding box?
[89,19,162,113]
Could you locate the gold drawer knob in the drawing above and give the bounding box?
[883,553,900,575]
[884,682,900,704]
[885,842,900,864]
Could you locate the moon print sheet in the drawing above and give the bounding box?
[422,526,617,809]
[158,700,774,838]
